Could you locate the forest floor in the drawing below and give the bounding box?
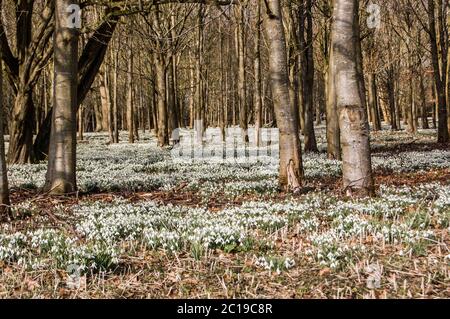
[0,125,449,298]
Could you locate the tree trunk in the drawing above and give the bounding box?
[263,0,303,192]
[419,71,430,129]
[302,0,318,152]
[33,15,119,160]
[326,36,341,160]
[126,44,134,144]
[8,91,35,163]
[155,54,169,147]
[0,59,10,217]
[237,3,249,143]
[112,46,119,143]
[331,0,374,197]
[368,73,381,131]
[254,1,263,147]
[44,0,78,195]
[428,0,449,143]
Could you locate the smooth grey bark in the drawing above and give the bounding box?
[44,0,78,194]
[263,0,303,192]
[331,0,374,196]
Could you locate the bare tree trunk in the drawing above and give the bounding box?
[407,74,417,133]
[78,106,84,140]
[302,0,318,152]
[99,69,110,132]
[195,5,205,133]
[254,1,263,147]
[263,0,303,192]
[386,66,398,130]
[126,44,134,144]
[237,3,249,142]
[326,35,341,160]
[331,0,374,197]
[219,23,226,141]
[428,0,449,143]
[0,59,10,217]
[419,71,429,129]
[368,73,381,131]
[112,46,119,143]
[44,0,78,195]
[155,53,169,147]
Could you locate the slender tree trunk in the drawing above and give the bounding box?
[326,34,341,159]
[112,46,119,143]
[418,71,430,129]
[126,43,134,144]
[302,0,318,152]
[237,3,249,142]
[0,59,10,217]
[195,5,205,134]
[44,0,78,194]
[254,1,263,147]
[331,0,374,196]
[386,67,398,130]
[368,73,381,131]
[155,54,169,147]
[219,23,227,141]
[99,69,110,132]
[78,106,84,140]
[263,0,303,192]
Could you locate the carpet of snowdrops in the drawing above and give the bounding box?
[0,126,449,298]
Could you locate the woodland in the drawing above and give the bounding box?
[0,0,448,299]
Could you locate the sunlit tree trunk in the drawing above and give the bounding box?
[44,0,78,195]
[263,0,303,192]
[331,0,374,196]
[326,30,341,160]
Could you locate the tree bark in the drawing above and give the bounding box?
[237,3,249,143]
[331,0,374,196]
[302,0,318,152]
[155,53,169,147]
[0,59,10,217]
[33,14,119,160]
[254,1,263,147]
[126,44,135,144]
[368,73,381,131]
[428,0,449,143]
[44,0,78,195]
[263,0,303,192]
